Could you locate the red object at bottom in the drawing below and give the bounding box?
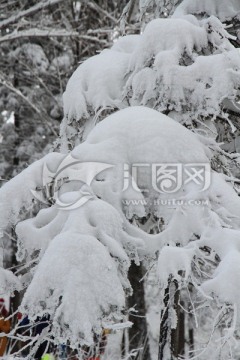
[87,358,100,360]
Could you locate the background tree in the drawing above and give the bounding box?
[0,0,132,181]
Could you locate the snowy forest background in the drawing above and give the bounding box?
[0,0,240,359]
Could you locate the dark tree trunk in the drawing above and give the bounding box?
[13,75,20,167]
[158,286,170,360]
[128,261,150,360]
[158,279,185,360]
[188,289,194,357]
[13,112,20,166]
[9,232,21,354]
[188,317,194,357]
[171,282,185,358]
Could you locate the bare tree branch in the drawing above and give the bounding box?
[0,28,108,44]
[86,1,119,25]
[0,0,65,30]
[0,74,58,137]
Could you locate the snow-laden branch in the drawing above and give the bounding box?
[62,16,240,141]
[1,106,240,351]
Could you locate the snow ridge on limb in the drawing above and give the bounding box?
[61,14,240,148]
[0,152,64,238]
[173,0,240,22]
[17,197,143,346]
[0,107,209,344]
[2,106,240,353]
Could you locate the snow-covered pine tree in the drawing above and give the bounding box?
[59,2,240,356]
[0,1,240,359]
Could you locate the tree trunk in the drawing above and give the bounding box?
[158,285,170,360]
[158,279,185,360]
[171,282,185,358]
[128,261,150,359]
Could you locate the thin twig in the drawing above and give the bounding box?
[0,28,108,45]
[0,74,58,137]
[86,1,118,25]
[0,0,65,29]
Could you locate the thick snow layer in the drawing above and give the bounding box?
[111,35,141,54]
[61,16,240,147]
[1,106,240,347]
[158,246,194,287]
[201,250,240,305]
[62,49,129,123]
[128,18,207,71]
[16,196,145,346]
[17,197,139,346]
[21,231,126,346]
[67,106,212,225]
[3,107,240,248]
[78,106,209,163]
[1,106,210,235]
[0,267,21,295]
[173,0,240,21]
[125,17,238,122]
[0,152,64,238]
